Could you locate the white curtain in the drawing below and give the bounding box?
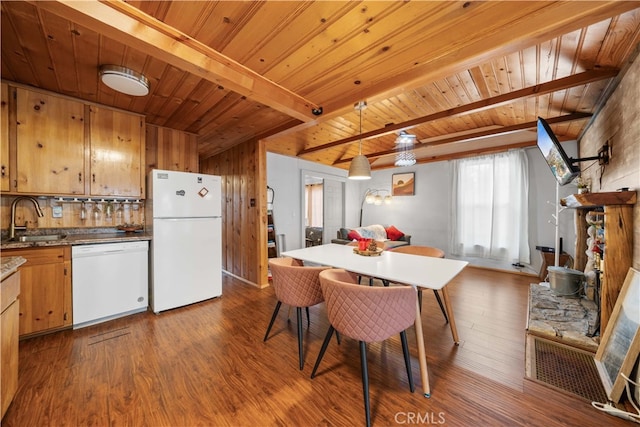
[305,184,323,227]
[450,150,530,264]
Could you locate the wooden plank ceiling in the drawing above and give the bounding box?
[2,1,639,170]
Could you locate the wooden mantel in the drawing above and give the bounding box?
[561,190,636,334]
[560,190,637,208]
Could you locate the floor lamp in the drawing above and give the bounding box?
[359,188,392,226]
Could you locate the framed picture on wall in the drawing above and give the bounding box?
[594,267,640,403]
[392,173,415,196]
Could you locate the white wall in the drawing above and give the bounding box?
[267,143,579,275]
[266,153,354,252]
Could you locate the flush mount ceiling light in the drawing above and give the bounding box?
[394,130,417,166]
[348,101,372,180]
[99,65,149,96]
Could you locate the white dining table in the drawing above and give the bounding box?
[281,243,468,397]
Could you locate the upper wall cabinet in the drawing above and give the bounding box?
[14,88,86,195]
[89,106,144,198]
[1,83,9,192]
[2,84,146,199]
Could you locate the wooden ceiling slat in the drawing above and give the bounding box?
[1,5,34,83]
[598,11,640,66]
[318,1,638,118]
[34,0,320,122]
[5,2,58,90]
[68,22,100,100]
[38,11,81,96]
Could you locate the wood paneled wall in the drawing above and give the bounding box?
[579,47,640,270]
[145,124,199,175]
[200,139,268,288]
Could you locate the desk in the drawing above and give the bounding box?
[282,244,468,396]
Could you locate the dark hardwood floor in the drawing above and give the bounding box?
[2,267,629,426]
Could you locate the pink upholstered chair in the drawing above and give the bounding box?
[264,257,331,370]
[311,269,416,427]
[389,245,448,321]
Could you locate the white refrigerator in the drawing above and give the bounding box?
[147,169,222,313]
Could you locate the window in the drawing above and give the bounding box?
[451,150,530,263]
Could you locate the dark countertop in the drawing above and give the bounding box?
[0,230,152,250]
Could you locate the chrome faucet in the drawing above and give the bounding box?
[9,196,45,240]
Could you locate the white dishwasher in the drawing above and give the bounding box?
[72,241,149,328]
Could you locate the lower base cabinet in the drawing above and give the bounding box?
[1,247,72,337]
[1,270,20,418]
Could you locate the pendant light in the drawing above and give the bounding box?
[348,101,371,180]
[394,130,417,166]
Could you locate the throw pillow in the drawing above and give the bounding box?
[385,225,405,241]
[347,229,362,241]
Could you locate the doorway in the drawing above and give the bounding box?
[302,172,345,248]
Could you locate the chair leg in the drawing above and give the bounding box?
[382,279,389,287]
[297,307,304,370]
[311,325,335,378]
[400,330,415,393]
[418,288,423,312]
[433,290,449,323]
[263,301,282,341]
[359,341,371,427]
[306,306,310,327]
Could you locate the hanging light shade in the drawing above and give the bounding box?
[349,155,372,179]
[348,101,371,180]
[99,65,150,96]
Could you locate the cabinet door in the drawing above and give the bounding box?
[90,106,143,197]
[18,262,66,335]
[15,88,85,195]
[1,83,9,192]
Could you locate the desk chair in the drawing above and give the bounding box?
[312,269,416,427]
[389,246,448,322]
[264,257,330,370]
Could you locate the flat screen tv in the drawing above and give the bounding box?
[536,117,579,186]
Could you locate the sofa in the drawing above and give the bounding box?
[331,224,411,249]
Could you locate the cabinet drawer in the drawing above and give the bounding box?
[1,271,20,313]
[2,246,70,266]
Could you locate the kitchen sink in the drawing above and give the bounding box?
[15,234,67,242]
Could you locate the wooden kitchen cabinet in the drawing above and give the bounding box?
[2,247,72,337]
[14,88,86,195]
[1,84,146,199]
[1,269,20,418]
[1,83,9,192]
[89,106,145,198]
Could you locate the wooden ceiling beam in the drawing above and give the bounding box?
[332,112,592,165]
[32,0,320,122]
[301,69,616,156]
